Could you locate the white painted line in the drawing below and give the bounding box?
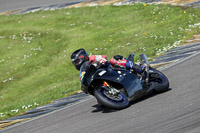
[0,96,94,132]
[160,51,200,71]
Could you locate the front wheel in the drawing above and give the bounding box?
[93,86,129,109]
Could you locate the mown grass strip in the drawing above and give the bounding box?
[0,3,199,120]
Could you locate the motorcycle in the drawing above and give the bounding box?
[79,54,169,109]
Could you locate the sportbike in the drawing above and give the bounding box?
[80,54,169,109]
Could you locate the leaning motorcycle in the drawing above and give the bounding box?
[80,54,169,109]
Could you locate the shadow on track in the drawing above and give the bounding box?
[91,88,172,113]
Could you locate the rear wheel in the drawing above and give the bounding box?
[94,86,129,109]
[149,68,170,92]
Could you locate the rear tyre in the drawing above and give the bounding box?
[94,86,129,109]
[149,68,170,92]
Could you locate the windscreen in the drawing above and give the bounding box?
[139,54,149,65]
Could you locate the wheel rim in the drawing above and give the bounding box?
[102,90,123,101]
[94,86,130,109]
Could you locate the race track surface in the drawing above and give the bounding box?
[0,0,88,12]
[2,53,200,133]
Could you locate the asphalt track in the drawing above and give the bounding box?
[0,0,89,12]
[1,52,200,133]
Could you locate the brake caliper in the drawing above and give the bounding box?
[103,81,120,96]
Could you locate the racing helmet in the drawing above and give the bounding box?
[71,48,89,70]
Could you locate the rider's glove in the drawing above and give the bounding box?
[126,61,144,73]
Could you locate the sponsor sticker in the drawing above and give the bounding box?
[99,70,106,76]
[80,71,86,81]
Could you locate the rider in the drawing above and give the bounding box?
[71,48,144,73]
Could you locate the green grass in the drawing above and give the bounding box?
[0,3,199,120]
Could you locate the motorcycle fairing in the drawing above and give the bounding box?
[93,68,143,97]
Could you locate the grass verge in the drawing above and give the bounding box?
[0,3,199,120]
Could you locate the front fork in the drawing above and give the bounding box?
[144,63,149,84]
[137,63,150,84]
[103,81,120,96]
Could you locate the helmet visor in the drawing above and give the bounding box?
[73,58,81,66]
[73,55,84,65]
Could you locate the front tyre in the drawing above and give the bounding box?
[94,86,129,109]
